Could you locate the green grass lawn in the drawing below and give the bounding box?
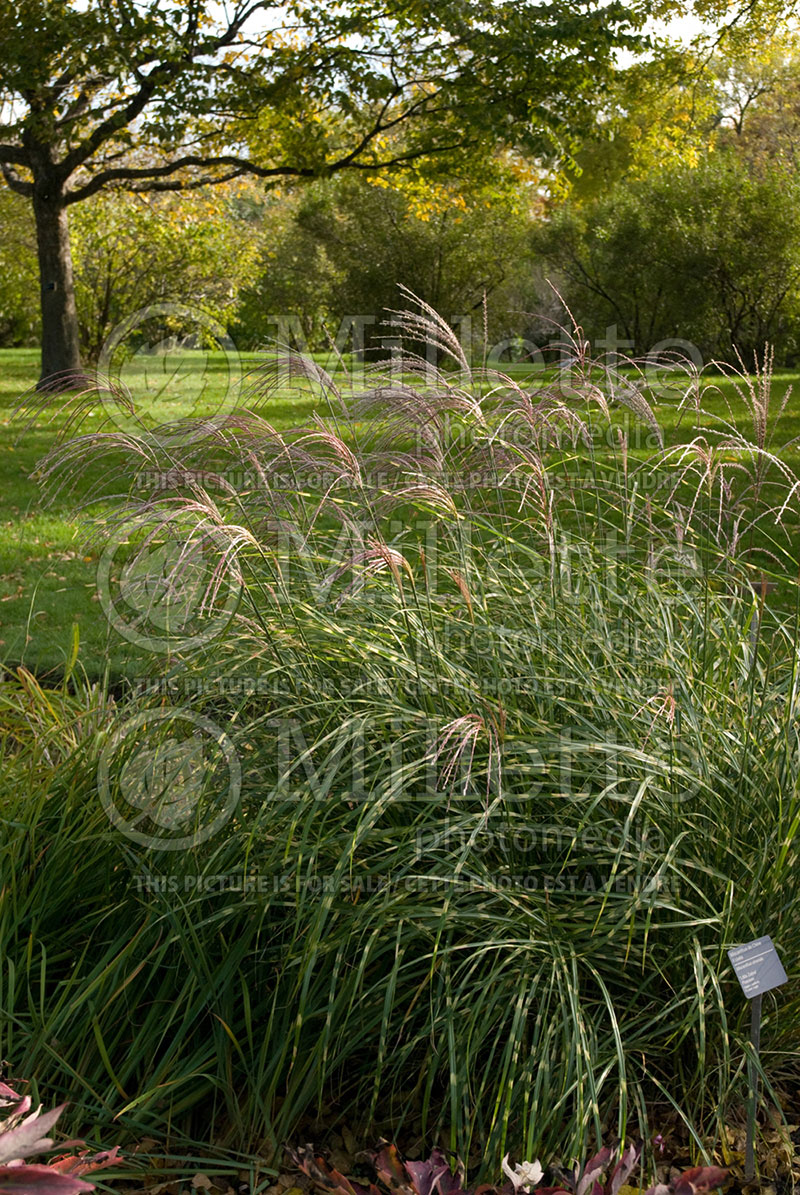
[0,349,321,681]
[2,346,800,682]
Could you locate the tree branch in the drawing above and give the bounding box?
[58,2,271,180]
[344,139,473,172]
[322,86,453,173]
[54,79,120,130]
[124,168,248,193]
[65,153,313,203]
[65,128,471,204]
[0,142,30,167]
[0,162,33,196]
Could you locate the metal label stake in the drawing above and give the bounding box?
[745,993,762,1181]
[727,936,788,1182]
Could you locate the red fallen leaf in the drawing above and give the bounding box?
[372,1145,417,1195]
[405,1159,447,1195]
[672,1168,729,1195]
[370,1146,470,1195]
[431,1157,467,1195]
[576,1149,614,1195]
[46,1147,122,1177]
[607,1143,643,1195]
[645,1167,728,1195]
[0,1164,94,1195]
[0,1106,69,1166]
[287,1145,381,1195]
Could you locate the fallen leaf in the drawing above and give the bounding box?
[341,1130,357,1157]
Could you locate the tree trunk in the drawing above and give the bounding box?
[32,182,83,388]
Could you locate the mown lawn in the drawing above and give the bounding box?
[2,346,799,681]
[0,348,320,680]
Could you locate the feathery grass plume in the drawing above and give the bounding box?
[654,351,800,570]
[385,285,473,376]
[432,712,498,798]
[13,370,137,442]
[241,351,344,418]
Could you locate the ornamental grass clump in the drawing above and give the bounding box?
[6,294,800,1170]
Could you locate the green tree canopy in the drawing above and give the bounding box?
[532,155,800,363]
[0,0,648,384]
[233,162,536,356]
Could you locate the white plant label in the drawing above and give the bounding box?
[728,936,788,998]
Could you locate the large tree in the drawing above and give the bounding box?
[0,0,648,385]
